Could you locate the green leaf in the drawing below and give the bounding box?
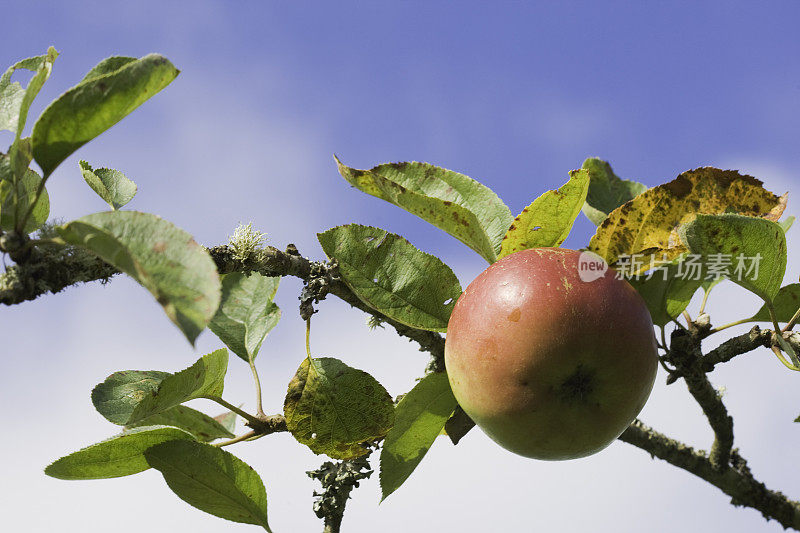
[580,158,648,225]
[443,405,475,445]
[57,211,221,344]
[679,214,786,302]
[0,167,49,233]
[79,56,138,84]
[628,259,704,327]
[208,272,281,362]
[588,168,786,274]
[32,53,179,177]
[126,405,235,442]
[335,157,513,263]
[145,440,272,531]
[498,169,589,259]
[284,357,395,459]
[779,216,795,233]
[379,373,457,501]
[92,370,171,425]
[318,224,462,332]
[128,349,229,424]
[45,425,194,480]
[0,47,58,137]
[749,284,800,323]
[79,160,137,210]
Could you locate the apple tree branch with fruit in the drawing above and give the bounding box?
[2,49,800,532]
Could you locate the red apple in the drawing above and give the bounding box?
[444,248,658,459]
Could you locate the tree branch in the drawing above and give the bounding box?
[1,241,445,367]
[620,419,800,530]
[667,328,734,469]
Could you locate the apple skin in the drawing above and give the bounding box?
[444,247,658,460]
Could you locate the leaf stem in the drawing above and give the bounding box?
[203,396,262,427]
[707,318,752,334]
[213,429,258,448]
[770,345,800,371]
[767,302,782,337]
[782,307,800,333]
[249,357,266,418]
[698,288,712,315]
[305,318,312,360]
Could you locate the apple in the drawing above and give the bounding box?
[444,247,658,460]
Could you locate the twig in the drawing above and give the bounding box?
[619,420,800,530]
[666,328,734,469]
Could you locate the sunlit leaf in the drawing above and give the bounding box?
[57,211,221,344]
[679,214,786,302]
[335,157,513,263]
[498,169,589,259]
[318,224,462,332]
[380,373,457,501]
[79,160,137,210]
[208,272,281,362]
[79,56,137,84]
[32,53,179,176]
[45,425,194,480]
[128,349,229,424]
[284,357,395,459]
[580,157,647,226]
[145,440,272,531]
[588,168,786,273]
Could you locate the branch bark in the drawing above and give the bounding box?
[1,242,445,368]
[620,419,800,530]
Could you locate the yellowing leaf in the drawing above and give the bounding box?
[498,169,589,259]
[588,167,787,272]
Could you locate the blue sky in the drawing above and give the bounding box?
[3,2,800,532]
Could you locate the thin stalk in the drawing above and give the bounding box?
[213,430,258,448]
[698,288,712,315]
[707,318,752,334]
[249,357,265,417]
[203,395,262,427]
[306,318,312,360]
[771,345,800,371]
[782,307,800,333]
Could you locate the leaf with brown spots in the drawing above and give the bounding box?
[588,167,787,273]
[57,211,221,344]
[580,157,648,226]
[284,357,395,460]
[498,169,589,259]
[335,157,513,263]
